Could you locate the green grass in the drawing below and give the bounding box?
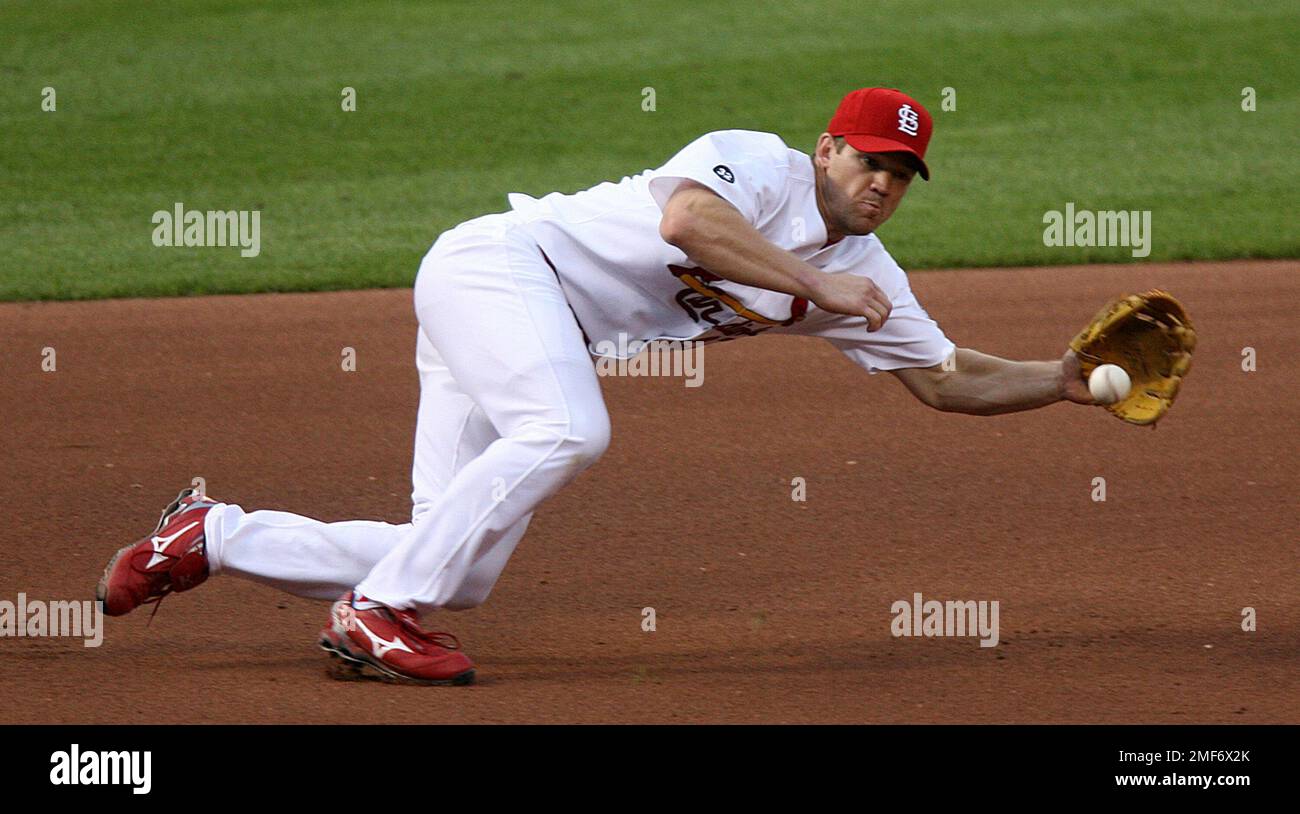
[0,0,1295,300]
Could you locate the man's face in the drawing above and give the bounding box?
[813,134,917,239]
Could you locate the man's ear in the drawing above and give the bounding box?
[813,133,836,169]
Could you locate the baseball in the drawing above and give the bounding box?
[1088,364,1131,404]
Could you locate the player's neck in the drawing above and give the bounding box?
[811,155,845,247]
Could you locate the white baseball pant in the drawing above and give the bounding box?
[202,212,610,614]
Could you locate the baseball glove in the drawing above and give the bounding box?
[1068,289,1196,425]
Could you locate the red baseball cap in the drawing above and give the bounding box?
[827,87,933,180]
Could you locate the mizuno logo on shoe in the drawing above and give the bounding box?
[145,521,200,569]
[355,618,415,659]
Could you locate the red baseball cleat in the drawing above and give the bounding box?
[96,487,219,617]
[319,591,475,686]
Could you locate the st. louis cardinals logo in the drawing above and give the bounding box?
[669,264,807,340]
[897,104,920,136]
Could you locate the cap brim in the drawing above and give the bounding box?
[842,134,930,180]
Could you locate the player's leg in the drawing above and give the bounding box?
[202,235,553,603]
[199,333,501,600]
[411,330,499,524]
[409,330,536,609]
[97,215,581,625]
[354,216,608,614]
[202,510,406,600]
[126,317,531,608]
[97,482,421,613]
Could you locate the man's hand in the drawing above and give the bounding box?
[807,271,893,332]
[1058,348,1095,405]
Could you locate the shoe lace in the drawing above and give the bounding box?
[125,548,180,626]
[392,609,462,651]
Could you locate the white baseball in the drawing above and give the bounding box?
[1088,364,1131,404]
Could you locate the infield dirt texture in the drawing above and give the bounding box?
[0,1,1296,723]
[1,261,1295,723]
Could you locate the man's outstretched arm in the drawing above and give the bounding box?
[891,347,1095,415]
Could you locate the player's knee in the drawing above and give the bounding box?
[512,411,610,471]
[560,413,610,470]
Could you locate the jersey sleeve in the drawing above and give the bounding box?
[806,287,955,374]
[645,130,791,226]
[782,240,956,374]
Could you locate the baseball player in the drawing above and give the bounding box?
[96,88,1101,686]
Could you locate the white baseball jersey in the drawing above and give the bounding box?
[506,129,954,373]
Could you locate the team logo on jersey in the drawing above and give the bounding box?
[712,165,735,183]
[668,264,808,341]
[897,104,920,137]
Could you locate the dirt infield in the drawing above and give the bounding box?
[0,259,1295,723]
